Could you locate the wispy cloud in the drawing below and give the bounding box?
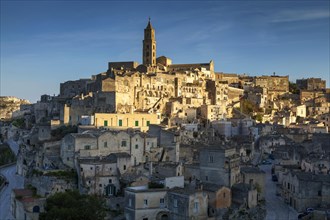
[271,9,330,23]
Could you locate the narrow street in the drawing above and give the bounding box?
[259,164,297,220]
[0,140,24,220]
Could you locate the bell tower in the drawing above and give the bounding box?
[143,18,156,66]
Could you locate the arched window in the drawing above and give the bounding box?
[33,206,40,213]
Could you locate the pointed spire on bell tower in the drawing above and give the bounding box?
[146,17,152,29]
[143,17,156,66]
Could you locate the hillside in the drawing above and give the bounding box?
[0,96,31,120]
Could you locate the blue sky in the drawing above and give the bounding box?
[1,0,329,103]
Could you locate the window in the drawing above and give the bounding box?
[123,165,126,170]
[84,145,90,150]
[104,142,108,148]
[67,157,69,161]
[118,119,123,127]
[135,121,139,126]
[144,199,148,206]
[104,120,108,126]
[129,198,132,207]
[160,198,165,205]
[135,144,138,149]
[223,192,226,198]
[146,121,150,126]
[209,155,214,163]
[194,202,199,213]
[121,140,127,147]
[109,179,112,183]
[205,176,208,181]
[318,190,322,196]
[174,199,178,207]
[90,167,93,170]
[99,184,102,187]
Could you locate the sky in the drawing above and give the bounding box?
[1,0,329,103]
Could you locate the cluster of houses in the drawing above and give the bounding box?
[1,19,329,220]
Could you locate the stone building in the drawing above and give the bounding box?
[28,174,77,197]
[240,166,266,200]
[254,74,289,100]
[61,132,99,168]
[77,153,131,196]
[167,188,208,220]
[200,104,226,122]
[94,112,161,132]
[215,72,239,85]
[11,189,46,220]
[125,186,168,220]
[199,144,240,187]
[231,183,258,209]
[281,171,330,212]
[296,78,326,91]
[61,130,158,169]
[60,78,92,98]
[203,183,231,217]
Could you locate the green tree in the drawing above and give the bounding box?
[39,190,106,220]
[12,118,25,129]
[0,144,16,166]
[50,125,78,140]
[289,81,299,94]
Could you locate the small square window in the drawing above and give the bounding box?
[121,140,127,147]
[144,199,148,206]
